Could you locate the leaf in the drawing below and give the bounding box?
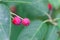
[58,38,60,40]
[6,0,48,20]
[0,3,11,40]
[55,13,60,30]
[54,13,60,39]
[10,24,24,40]
[17,20,48,40]
[49,0,60,8]
[16,0,48,17]
[45,25,59,40]
[0,0,60,40]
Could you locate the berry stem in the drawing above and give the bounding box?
[44,12,57,26]
[45,13,52,20]
[50,21,57,26]
[10,12,23,19]
[49,9,53,16]
[11,16,14,19]
[54,18,60,21]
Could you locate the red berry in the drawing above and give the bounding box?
[22,18,30,26]
[12,16,21,25]
[10,6,16,13]
[48,3,52,10]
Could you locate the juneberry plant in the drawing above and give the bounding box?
[0,1,60,40]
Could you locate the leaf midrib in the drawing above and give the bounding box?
[30,21,47,40]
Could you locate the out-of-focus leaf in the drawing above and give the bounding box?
[55,13,60,30]
[16,0,48,18]
[45,25,59,40]
[5,0,48,20]
[58,38,60,40]
[54,13,60,39]
[49,0,60,8]
[10,24,24,40]
[0,3,11,40]
[17,20,48,40]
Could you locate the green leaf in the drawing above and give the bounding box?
[6,0,48,20]
[0,3,11,40]
[45,25,58,40]
[58,38,60,40]
[17,20,48,40]
[57,21,60,29]
[10,24,24,40]
[55,13,60,30]
[0,0,60,40]
[16,0,48,17]
[49,0,60,8]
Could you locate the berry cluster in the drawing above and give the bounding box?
[10,6,30,26]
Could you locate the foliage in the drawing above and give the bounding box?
[0,0,60,40]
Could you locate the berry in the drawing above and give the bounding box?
[22,18,30,26]
[12,16,22,25]
[48,3,52,10]
[10,6,16,13]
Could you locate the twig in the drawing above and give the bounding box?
[10,12,23,19]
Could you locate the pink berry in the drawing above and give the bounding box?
[12,16,21,25]
[10,6,16,13]
[22,18,30,26]
[48,3,52,10]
